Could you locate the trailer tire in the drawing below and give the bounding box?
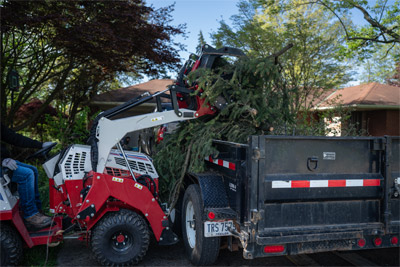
[0,223,23,266]
[90,209,150,266]
[182,184,220,265]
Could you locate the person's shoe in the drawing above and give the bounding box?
[25,213,52,230]
[39,212,52,219]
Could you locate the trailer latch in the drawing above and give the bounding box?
[250,209,262,224]
[252,147,264,160]
[393,178,400,198]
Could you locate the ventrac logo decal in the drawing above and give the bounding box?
[112,177,124,183]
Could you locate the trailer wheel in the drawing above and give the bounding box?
[182,184,220,265]
[91,209,150,266]
[0,223,23,266]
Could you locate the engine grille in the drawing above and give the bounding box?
[114,157,155,175]
[59,145,92,181]
[64,151,87,176]
[105,167,131,177]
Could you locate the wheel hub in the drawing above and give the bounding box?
[116,234,125,243]
[111,231,132,252]
[185,200,196,249]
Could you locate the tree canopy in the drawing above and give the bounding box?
[1,0,184,132]
[212,0,352,114]
[260,0,399,57]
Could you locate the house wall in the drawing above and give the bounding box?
[385,110,400,136]
[366,110,400,136]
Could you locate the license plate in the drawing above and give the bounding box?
[204,220,234,237]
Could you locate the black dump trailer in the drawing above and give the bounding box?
[180,136,400,265]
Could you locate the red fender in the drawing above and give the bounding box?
[76,171,167,240]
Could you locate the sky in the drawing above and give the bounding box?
[147,0,240,61]
[145,0,395,85]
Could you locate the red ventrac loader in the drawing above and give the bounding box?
[0,45,244,266]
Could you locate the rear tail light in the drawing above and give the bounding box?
[357,238,366,248]
[391,236,398,245]
[374,237,382,246]
[207,211,215,220]
[264,245,285,253]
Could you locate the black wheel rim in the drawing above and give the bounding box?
[110,230,133,253]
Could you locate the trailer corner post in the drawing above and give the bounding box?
[383,136,393,234]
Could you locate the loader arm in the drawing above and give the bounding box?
[95,108,196,174]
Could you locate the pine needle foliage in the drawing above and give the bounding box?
[154,56,290,200]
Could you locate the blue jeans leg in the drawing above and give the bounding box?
[11,161,40,218]
[16,161,42,210]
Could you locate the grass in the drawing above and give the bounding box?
[20,243,63,266]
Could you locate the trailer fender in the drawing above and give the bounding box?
[191,173,237,220]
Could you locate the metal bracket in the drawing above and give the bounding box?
[252,148,261,160]
[250,209,262,224]
[77,204,96,220]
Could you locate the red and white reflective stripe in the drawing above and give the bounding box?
[205,156,236,171]
[272,179,381,188]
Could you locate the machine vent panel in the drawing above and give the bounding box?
[64,154,73,176]
[59,145,91,180]
[114,158,156,175]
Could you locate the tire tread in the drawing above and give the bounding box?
[182,184,220,265]
[90,209,149,266]
[1,223,23,266]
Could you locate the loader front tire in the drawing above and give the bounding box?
[182,184,220,265]
[0,223,23,266]
[91,209,149,266]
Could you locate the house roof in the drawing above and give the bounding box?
[91,79,174,104]
[314,82,400,110]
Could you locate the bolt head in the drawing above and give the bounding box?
[77,215,80,219]
[152,198,155,202]
[145,213,148,217]
[97,176,100,179]
[91,204,94,208]
[160,237,163,241]
[86,200,89,203]
[91,213,94,217]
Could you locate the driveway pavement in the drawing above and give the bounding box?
[57,238,399,266]
[56,238,293,266]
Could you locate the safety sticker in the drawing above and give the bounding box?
[135,183,143,190]
[112,177,124,183]
[151,116,164,122]
[205,156,236,171]
[271,179,381,188]
[323,152,336,160]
